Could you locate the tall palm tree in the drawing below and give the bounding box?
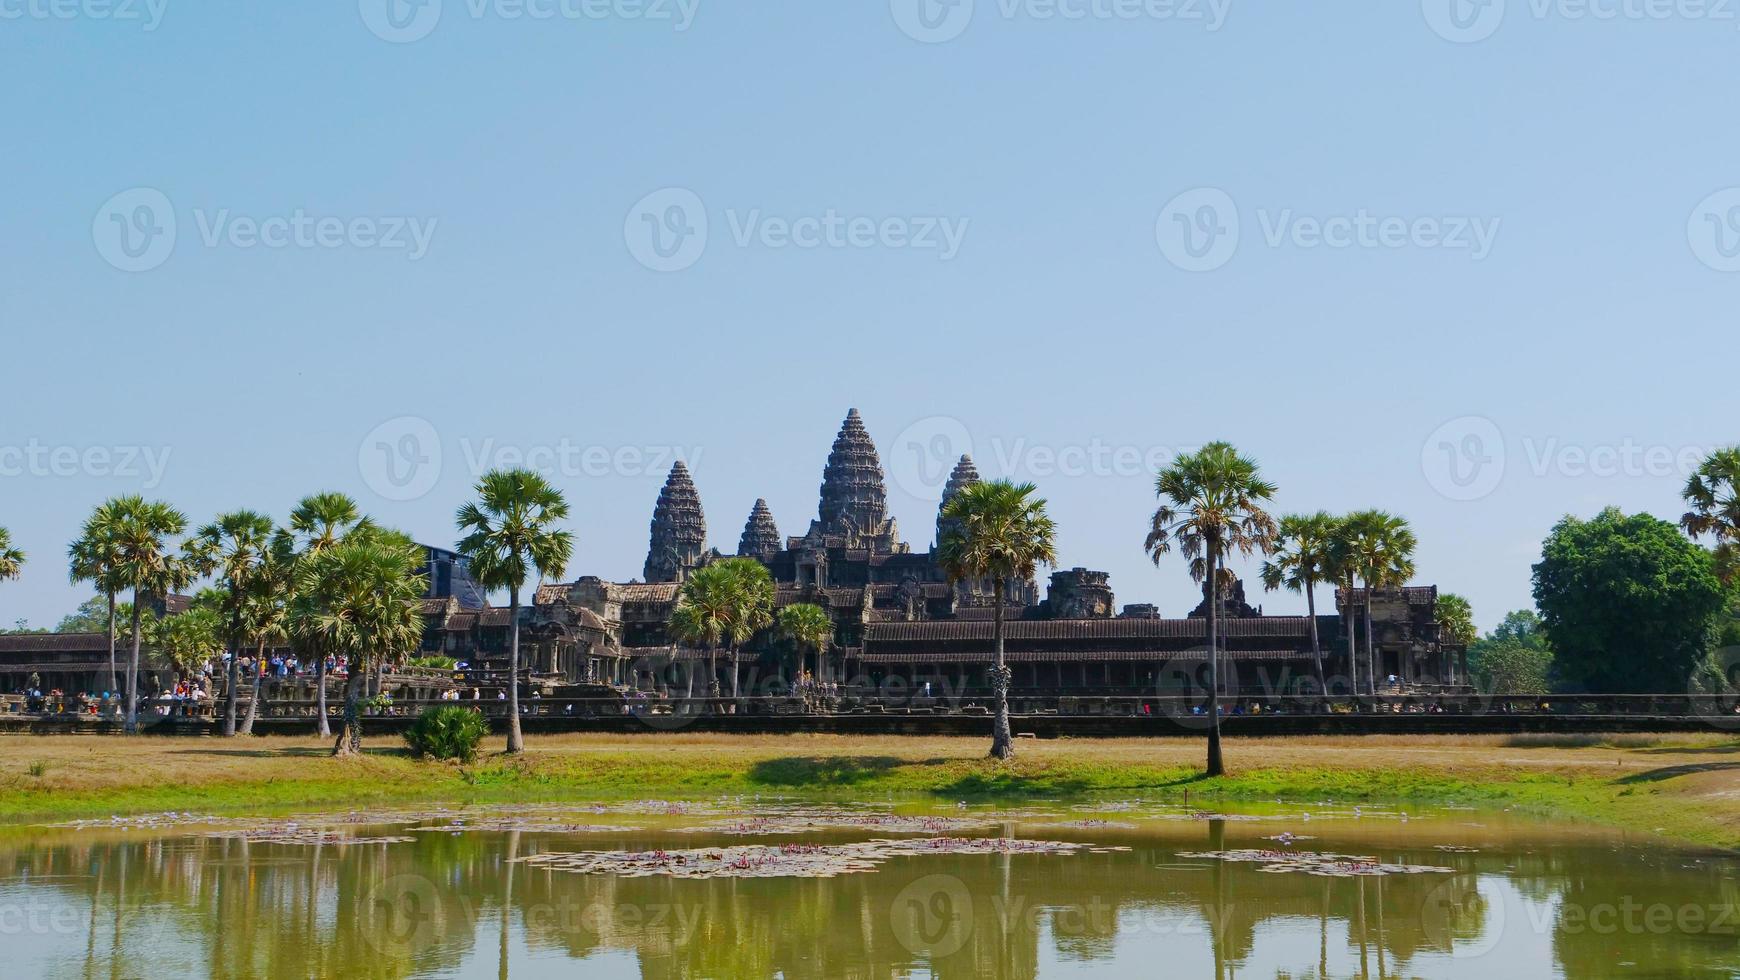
[188,511,277,737]
[1324,517,1362,693]
[717,557,774,700]
[1683,447,1740,587]
[938,480,1058,761]
[0,528,23,585]
[109,497,191,733]
[1260,511,1338,695]
[1145,444,1278,778]
[288,492,373,737]
[69,501,128,696]
[1346,510,1417,693]
[777,602,833,684]
[238,531,295,736]
[671,567,733,699]
[291,529,428,756]
[456,469,574,755]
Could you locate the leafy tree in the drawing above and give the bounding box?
[1682,447,1740,587]
[941,480,1058,761]
[69,501,128,693]
[109,498,192,733]
[291,529,427,756]
[1260,511,1338,693]
[187,511,277,737]
[151,605,223,686]
[288,491,373,737]
[777,602,833,683]
[54,596,112,634]
[1437,593,1477,647]
[1533,507,1727,692]
[1474,642,1555,696]
[456,469,574,754]
[1145,446,1276,776]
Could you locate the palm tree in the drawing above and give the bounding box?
[238,532,295,736]
[1145,444,1278,778]
[1260,511,1338,695]
[1324,517,1362,693]
[1346,510,1417,693]
[188,511,277,737]
[288,492,373,737]
[938,480,1058,761]
[717,558,774,701]
[455,469,574,755]
[671,569,733,699]
[0,528,23,585]
[291,530,428,756]
[1683,447,1740,587]
[777,602,833,684]
[69,501,127,696]
[109,497,191,733]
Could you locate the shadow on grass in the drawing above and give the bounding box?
[164,745,409,760]
[1618,762,1740,784]
[747,756,908,787]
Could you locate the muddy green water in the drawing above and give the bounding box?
[2,800,1736,979]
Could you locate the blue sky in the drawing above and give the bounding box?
[2,1,1735,632]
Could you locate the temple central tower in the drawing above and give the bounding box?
[644,460,706,583]
[816,408,888,536]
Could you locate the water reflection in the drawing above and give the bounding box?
[3,809,1736,979]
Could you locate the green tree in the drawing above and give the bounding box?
[941,480,1059,761]
[1682,446,1740,587]
[777,602,833,683]
[1345,510,1417,693]
[288,491,374,737]
[1323,516,1362,693]
[0,527,23,583]
[719,557,775,700]
[109,497,192,733]
[188,511,277,737]
[151,605,224,686]
[1467,609,1555,695]
[1145,445,1277,777]
[69,501,128,694]
[1260,511,1338,694]
[1533,507,1727,692]
[54,596,112,634]
[1437,593,1477,647]
[455,469,574,754]
[671,566,733,699]
[291,529,428,756]
[237,532,295,736]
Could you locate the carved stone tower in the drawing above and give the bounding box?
[644,460,706,583]
[935,454,980,547]
[737,499,782,561]
[816,409,888,536]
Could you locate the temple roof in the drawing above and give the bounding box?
[644,460,706,583]
[816,408,888,536]
[737,498,781,560]
[865,617,1315,642]
[936,453,980,545]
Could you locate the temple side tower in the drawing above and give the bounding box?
[644,460,707,583]
[737,499,782,560]
[935,454,980,548]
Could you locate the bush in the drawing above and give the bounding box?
[403,706,489,762]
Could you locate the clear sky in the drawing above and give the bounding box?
[2,1,1735,632]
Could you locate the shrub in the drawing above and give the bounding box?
[404,705,489,762]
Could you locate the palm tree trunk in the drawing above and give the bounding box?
[506,586,524,754]
[1365,585,1378,695]
[1206,546,1224,777]
[708,650,719,699]
[223,601,241,737]
[314,648,331,737]
[124,596,143,735]
[989,575,1013,760]
[240,639,265,735]
[730,645,740,701]
[1345,577,1359,697]
[105,592,118,699]
[333,662,362,756]
[1306,576,1325,697]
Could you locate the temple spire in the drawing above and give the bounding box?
[817,408,888,535]
[644,460,706,583]
[936,454,980,547]
[738,498,781,560]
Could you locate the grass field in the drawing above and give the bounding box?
[3,732,1737,849]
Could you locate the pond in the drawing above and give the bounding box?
[3,799,1736,978]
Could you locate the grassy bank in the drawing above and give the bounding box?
[3,732,1737,849]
